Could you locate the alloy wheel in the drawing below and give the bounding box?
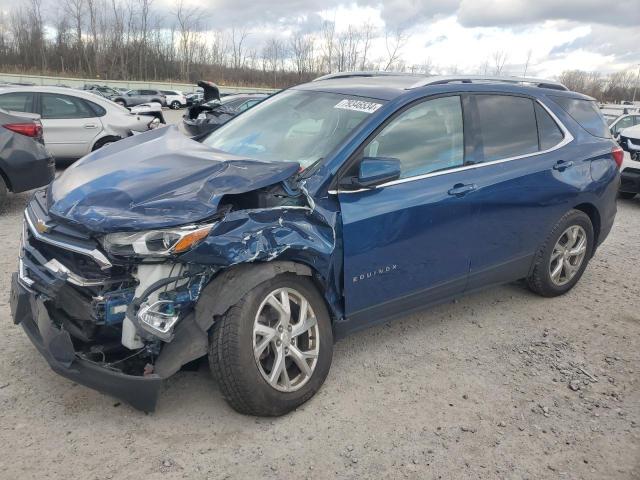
[253,287,320,392]
[549,225,587,286]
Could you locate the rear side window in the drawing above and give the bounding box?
[535,103,565,150]
[474,95,539,162]
[85,100,107,117]
[550,96,609,138]
[0,92,36,113]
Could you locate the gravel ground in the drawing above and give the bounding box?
[0,131,638,479]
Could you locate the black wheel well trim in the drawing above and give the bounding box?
[92,135,121,150]
[572,202,600,247]
[194,261,321,333]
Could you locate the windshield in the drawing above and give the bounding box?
[203,89,385,168]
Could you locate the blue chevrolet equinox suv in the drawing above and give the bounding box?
[11,74,621,415]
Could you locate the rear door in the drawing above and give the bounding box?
[464,94,575,290]
[38,92,102,159]
[339,95,475,331]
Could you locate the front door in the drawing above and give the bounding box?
[338,95,475,334]
[39,92,102,159]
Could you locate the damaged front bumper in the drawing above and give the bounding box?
[11,274,163,411]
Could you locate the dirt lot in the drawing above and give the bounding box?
[0,140,638,479]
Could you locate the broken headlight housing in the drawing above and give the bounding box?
[100,224,213,257]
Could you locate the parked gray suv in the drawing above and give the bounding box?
[112,89,166,107]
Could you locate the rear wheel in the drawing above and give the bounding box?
[208,273,333,416]
[527,209,594,297]
[170,100,181,109]
[115,99,126,107]
[618,191,636,200]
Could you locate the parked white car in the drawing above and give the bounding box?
[0,86,160,161]
[618,124,640,199]
[160,90,187,109]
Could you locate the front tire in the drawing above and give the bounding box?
[527,209,594,297]
[208,274,333,416]
[170,100,181,109]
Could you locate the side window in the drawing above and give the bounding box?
[41,93,95,119]
[633,116,640,126]
[550,96,609,138]
[128,90,139,95]
[141,90,156,95]
[535,103,565,150]
[0,92,36,113]
[612,116,634,135]
[474,95,539,162]
[85,100,107,117]
[363,96,464,179]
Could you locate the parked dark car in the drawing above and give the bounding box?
[11,74,619,415]
[0,108,54,200]
[111,89,167,107]
[183,93,268,136]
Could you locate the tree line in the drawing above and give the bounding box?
[0,0,414,88]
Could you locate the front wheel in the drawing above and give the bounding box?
[170,100,181,109]
[208,274,333,416]
[527,209,594,297]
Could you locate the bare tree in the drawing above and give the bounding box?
[383,28,407,71]
[492,50,508,75]
[522,49,532,77]
[230,27,249,71]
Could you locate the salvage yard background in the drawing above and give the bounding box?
[0,113,638,478]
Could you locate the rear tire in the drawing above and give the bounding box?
[170,101,181,109]
[618,191,636,200]
[208,273,333,416]
[527,209,594,297]
[115,99,126,107]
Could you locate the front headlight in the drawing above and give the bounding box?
[101,224,213,257]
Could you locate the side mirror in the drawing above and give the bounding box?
[344,157,401,189]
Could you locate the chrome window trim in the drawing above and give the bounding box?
[329,98,574,195]
[24,211,112,270]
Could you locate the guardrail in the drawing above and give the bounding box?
[0,72,278,94]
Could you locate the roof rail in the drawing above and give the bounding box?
[408,75,568,91]
[312,71,418,82]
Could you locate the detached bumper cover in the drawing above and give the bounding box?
[10,273,162,412]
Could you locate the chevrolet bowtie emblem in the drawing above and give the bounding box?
[36,219,50,234]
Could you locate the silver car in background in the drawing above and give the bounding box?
[0,86,161,161]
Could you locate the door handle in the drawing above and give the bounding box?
[553,160,574,171]
[447,183,477,197]
[84,123,98,129]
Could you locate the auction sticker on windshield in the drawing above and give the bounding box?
[334,99,383,114]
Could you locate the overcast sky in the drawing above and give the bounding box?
[2,0,637,77]
[157,0,639,77]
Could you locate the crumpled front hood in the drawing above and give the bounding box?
[48,126,299,233]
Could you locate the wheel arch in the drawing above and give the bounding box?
[91,134,122,151]
[572,202,601,247]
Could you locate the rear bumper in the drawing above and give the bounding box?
[5,156,55,193]
[10,273,162,412]
[620,168,640,194]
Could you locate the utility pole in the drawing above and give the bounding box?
[633,64,640,104]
